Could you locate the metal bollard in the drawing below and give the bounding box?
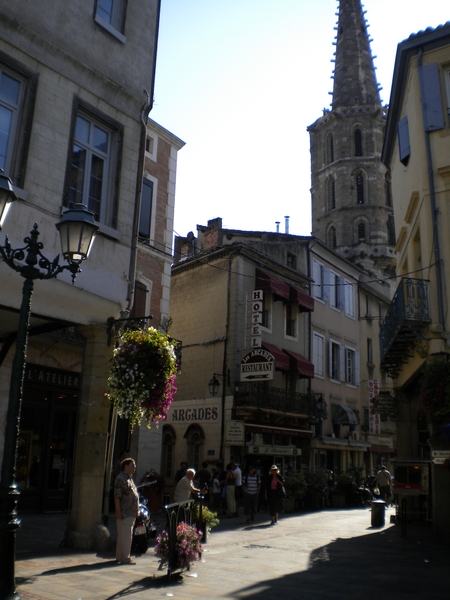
[371,499,386,527]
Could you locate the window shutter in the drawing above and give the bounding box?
[397,116,411,166]
[421,64,445,131]
[355,352,360,386]
[130,281,147,320]
[338,277,346,310]
[328,339,334,379]
[339,345,346,382]
[323,268,330,302]
[312,260,322,299]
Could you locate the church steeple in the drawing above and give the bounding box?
[332,0,380,109]
[308,0,396,284]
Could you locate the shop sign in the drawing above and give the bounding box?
[25,363,81,390]
[170,405,219,422]
[369,413,380,435]
[247,445,300,456]
[225,420,245,445]
[240,348,274,382]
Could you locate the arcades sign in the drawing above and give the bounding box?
[240,348,274,382]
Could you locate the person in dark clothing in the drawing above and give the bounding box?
[174,461,188,484]
[196,461,211,503]
[265,465,285,525]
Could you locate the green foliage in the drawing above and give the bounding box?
[283,471,307,499]
[304,468,329,497]
[192,504,220,529]
[333,471,355,494]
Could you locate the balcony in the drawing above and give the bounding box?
[380,278,430,377]
[235,381,315,417]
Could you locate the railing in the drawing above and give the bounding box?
[235,381,315,416]
[163,498,203,581]
[380,278,430,366]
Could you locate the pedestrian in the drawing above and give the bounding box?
[174,461,188,484]
[114,457,139,564]
[225,463,237,517]
[243,466,260,523]
[196,461,212,503]
[173,468,206,503]
[212,470,222,514]
[376,465,393,504]
[265,465,285,526]
[232,461,243,513]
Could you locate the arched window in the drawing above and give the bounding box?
[354,128,362,156]
[358,222,366,242]
[385,174,392,207]
[161,425,176,479]
[326,132,334,164]
[328,226,337,248]
[328,177,336,210]
[356,173,364,204]
[184,424,205,472]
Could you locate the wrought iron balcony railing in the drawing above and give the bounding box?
[235,381,315,416]
[380,278,430,377]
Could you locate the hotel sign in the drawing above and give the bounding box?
[240,348,274,382]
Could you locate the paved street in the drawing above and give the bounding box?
[15,506,449,600]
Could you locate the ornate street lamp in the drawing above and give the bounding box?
[0,174,98,600]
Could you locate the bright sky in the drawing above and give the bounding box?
[150,0,448,239]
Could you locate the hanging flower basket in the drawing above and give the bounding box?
[107,327,177,430]
[419,355,450,427]
[154,522,203,569]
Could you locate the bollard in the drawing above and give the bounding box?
[371,499,386,527]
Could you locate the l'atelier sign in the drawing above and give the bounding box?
[25,364,81,390]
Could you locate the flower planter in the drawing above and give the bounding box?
[283,497,296,513]
[332,494,346,508]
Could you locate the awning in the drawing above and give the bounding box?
[246,423,313,438]
[331,404,360,426]
[289,286,314,312]
[283,349,315,378]
[255,268,290,300]
[262,342,289,371]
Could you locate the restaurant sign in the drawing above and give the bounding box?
[240,348,274,382]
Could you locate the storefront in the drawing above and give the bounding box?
[18,364,81,511]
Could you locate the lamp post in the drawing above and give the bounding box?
[0,173,98,600]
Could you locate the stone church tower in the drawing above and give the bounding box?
[308,0,396,281]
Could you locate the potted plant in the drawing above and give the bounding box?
[107,327,178,431]
[304,468,328,510]
[333,471,355,507]
[154,522,203,570]
[283,471,307,512]
[192,504,219,542]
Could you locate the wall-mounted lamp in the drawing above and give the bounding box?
[208,373,223,397]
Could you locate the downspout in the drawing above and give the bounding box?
[417,48,446,332]
[219,254,232,462]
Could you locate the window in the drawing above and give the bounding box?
[161,429,174,479]
[326,132,334,163]
[446,67,450,117]
[95,0,127,42]
[367,338,373,366]
[287,252,296,269]
[285,304,297,337]
[261,292,272,329]
[0,62,36,186]
[328,178,336,210]
[129,281,148,322]
[345,346,360,386]
[397,115,410,166]
[313,332,325,378]
[139,179,153,239]
[357,222,365,242]
[329,271,341,309]
[328,226,337,248]
[145,133,158,161]
[312,259,324,300]
[329,339,344,381]
[187,432,202,472]
[356,173,364,204]
[67,106,122,227]
[354,128,362,156]
[344,279,355,318]
[385,174,392,207]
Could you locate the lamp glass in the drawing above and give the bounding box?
[56,204,98,264]
[0,171,18,228]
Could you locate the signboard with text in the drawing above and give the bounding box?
[240,348,274,382]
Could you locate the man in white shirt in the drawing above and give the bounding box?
[173,468,205,503]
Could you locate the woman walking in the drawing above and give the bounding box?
[265,465,285,526]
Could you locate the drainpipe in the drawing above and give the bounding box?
[417,49,446,333]
[219,254,232,463]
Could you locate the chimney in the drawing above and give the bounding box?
[275,221,280,233]
[203,217,223,251]
[284,216,290,234]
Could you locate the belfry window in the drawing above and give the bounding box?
[354,128,362,156]
[356,174,364,204]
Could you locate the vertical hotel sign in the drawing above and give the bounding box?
[251,290,263,348]
[368,379,380,435]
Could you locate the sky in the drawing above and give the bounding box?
[150,0,449,239]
